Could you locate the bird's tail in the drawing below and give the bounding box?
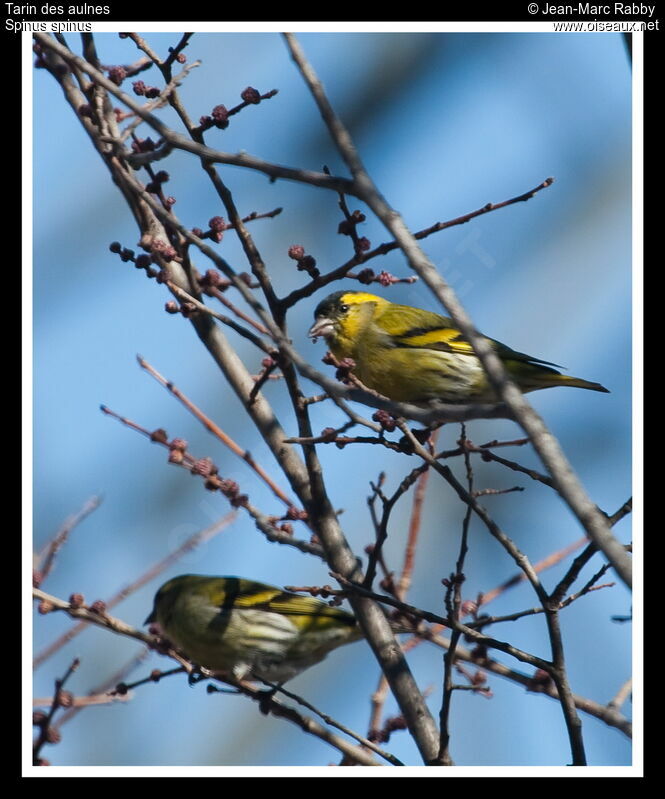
[533,372,610,393]
[510,360,610,394]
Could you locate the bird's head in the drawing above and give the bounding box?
[308,291,386,352]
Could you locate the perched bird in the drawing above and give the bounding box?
[145,574,365,683]
[309,291,609,404]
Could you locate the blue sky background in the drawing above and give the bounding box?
[32,30,632,769]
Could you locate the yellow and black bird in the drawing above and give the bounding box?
[309,291,609,404]
[146,575,364,683]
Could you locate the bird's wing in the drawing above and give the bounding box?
[218,579,356,628]
[380,303,562,367]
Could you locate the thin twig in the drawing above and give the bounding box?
[270,683,404,766]
[608,678,632,711]
[280,182,554,310]
[55,649,151,729]
[33,657,80,765]
[165,281,273,353]
[438,424,474,765]
[98,404,323,559]
[35,496,102,585]
[137,355,295,508]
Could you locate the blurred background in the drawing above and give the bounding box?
[33,31,632,768]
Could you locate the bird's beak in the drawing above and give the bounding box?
[308,316,335,340]
[144,609,156,625]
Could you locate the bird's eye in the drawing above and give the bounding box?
[339,304,349,313]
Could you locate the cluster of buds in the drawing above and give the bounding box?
[150,238,178,264]
[337,209,366,237]
[198,87,278,133]
[288,245,319,278]
[217,478,249,508]
[354,268,403,287]
[338,209,371,254]
[144,170,171,195]
[372,409,397,432]
[192,216,228,244]
[319,426,338,442]
[132,80,161,99]
[167,437,188,464]
[167,46,187,64]
[109,241,164,280]
[367,714,407,744]
[131,136,159,154]
[197,268,250,295]
[321,354,356,384]
[107,65,128,85]
[109,241,136,262]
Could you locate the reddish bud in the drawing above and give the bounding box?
[108,66,127,85]
[372,410,396,432]
[296,255,318,274]
[288,245,306,260]
[211,104,229,128]
[218,478,239,496]
[192,458,217,478]
[335,357,356,382]
[241,86,261,104]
